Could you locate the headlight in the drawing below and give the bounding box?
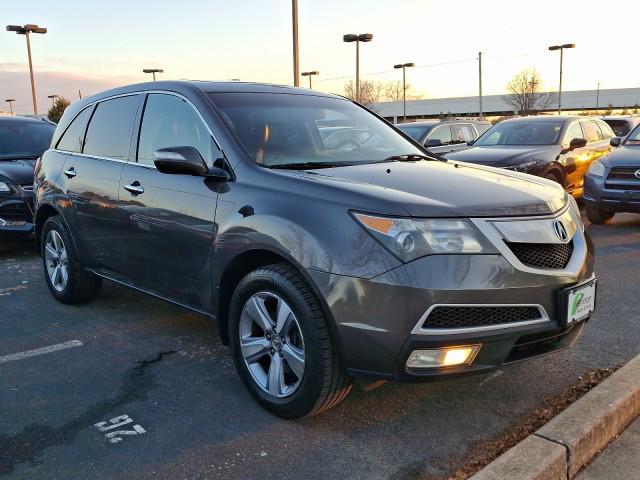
[353,213,497,262]
[505,159,539,172]
[588,160,605,177]
[0,181,11,193]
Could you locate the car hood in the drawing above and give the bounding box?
[601,145,640,166]
[288,160,566,217]
[0,159,36,186]
[445,145,560,166]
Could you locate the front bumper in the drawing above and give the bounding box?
[306,214,595,382]
[0,192,34,237]
[584,173,640,213]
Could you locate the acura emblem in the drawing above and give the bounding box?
[553,220,568,242]
[634,169,640,179]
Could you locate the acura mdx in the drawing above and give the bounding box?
[35,81,596,418]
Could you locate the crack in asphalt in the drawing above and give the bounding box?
[0,350,177,477]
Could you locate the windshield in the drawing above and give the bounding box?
[604,119,631,137]
[0,121,55,159]
[396,124,433,141]
[208,92,424,167]
[624,124,640,145]
[474,120,564,146]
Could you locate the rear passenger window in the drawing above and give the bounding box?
[137,94,216,166]
[427,125,452,145]
[56,106,93,153]
[581,121,602,143]
[596,121,614,140]
[83,95,139,160]
[451,124,474,143]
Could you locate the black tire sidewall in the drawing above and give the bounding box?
[229,268,328,417]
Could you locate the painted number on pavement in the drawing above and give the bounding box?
[94,414,146,443]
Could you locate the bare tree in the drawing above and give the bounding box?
[343,80,384,107]
[383,80,422,102]
[503,69,552,115]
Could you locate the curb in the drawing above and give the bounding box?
[470,353,640,480]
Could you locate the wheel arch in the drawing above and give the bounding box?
[34,203,62,248]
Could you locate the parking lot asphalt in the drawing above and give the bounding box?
[1,213,639,480]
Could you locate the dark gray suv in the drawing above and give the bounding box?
[35,81,596,418]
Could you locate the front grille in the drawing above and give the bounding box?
[605,167,640,191]
[0,203,30,221]
[506,241,573,269]
[423,306,543,329]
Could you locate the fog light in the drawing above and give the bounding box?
[406,345,481,369]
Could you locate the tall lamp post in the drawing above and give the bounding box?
[301,71,319,89]
[5,99,15,115]
[47,94,59,107]
[6,24,47,116]
[548,43,575,114]
[143,68,163,81]
[292,0,299,87]
[343,33,373,103]
[393,62,415,122]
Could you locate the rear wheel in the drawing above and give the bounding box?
[585,205,614,225]
[41,216,102,304]
[229,263,351,418]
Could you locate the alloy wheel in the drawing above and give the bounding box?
[44,230,69,292]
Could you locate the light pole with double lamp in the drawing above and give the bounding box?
[301,71,319,89]
[5,99,15,115]
[394,62,415,122]
[548,43,575,114]
[47,94,59,107]
[6,24,47,116]
[343,33,373,103]
[143,68,163,81]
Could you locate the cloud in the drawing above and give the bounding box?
[0,65,139,115]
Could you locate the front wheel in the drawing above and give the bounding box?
[229,263,351,418]
[585,205,614,225]
[41,216,102,304]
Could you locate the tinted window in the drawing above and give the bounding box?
[451,124,475,143]
[596,121,615,140]
[603,119,631,137]
[625,124,640,144]
[56,106,93,153]
[563,121,584,146]
[581,120,602,143]
[83,95,139,160]
[137,94,216,166]
[0,120,54,159]
[428,125,452,145]
[474,120,564,146]
[397,124,432,141]
[209,92,424,167]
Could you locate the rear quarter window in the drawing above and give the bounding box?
[56,106,94,153]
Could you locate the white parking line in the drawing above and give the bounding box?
[0,340,83,364]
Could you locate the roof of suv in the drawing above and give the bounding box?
[399,119,489,127]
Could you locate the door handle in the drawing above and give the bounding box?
[124,181,144,195]
[64,167,77,178]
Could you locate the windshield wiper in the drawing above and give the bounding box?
[382,153,446,163]
[265,161,355,170]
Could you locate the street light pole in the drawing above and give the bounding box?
[394,62,415,122]
[143,68,164,81]
[596,82,600,114]
[292,0,299,87]
[6,24,47,116]
[5,99,15,115]
[343,33,373,103]
[47,94,59,107]
[478,51,483,118]
[548,43,575,115]
[301,71,319,89]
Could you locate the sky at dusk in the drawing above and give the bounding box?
[2,0,639,114]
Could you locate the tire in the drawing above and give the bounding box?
[585,205,614,225]
[229,263,352,418]
[543,169,563,186]
[41,216,102,304]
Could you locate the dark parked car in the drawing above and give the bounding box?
[601,115,640,138]
[396,118,491,155]
[583,123,640,223]
[35,82,596,418]
[0,116,55,237]
[445,116,615,198]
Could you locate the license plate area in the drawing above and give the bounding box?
[558,279,597,326]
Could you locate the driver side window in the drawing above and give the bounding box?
[137,93,216,167]
[563,122,584,147]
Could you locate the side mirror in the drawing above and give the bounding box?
[610,137,622,147]
[426,138,443,147]
[569,137,587,150]
[153,146,230,180]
